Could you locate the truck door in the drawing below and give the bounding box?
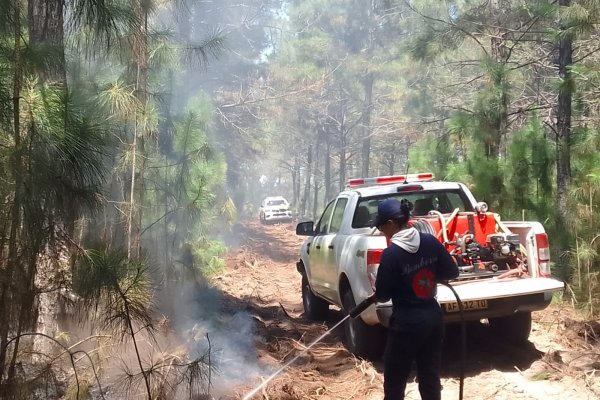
[319,197,348,300]
[308,201,335,293]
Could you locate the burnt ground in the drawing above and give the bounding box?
[210,220,600,400]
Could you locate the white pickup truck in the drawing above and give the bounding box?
[260,196,293,224]
[295,173,564,359]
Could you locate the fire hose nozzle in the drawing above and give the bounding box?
[348,294,376,318]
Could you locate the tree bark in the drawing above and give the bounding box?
[324,128,332,206]
[554,0,573,265]
[338,101,347,192]
[301,145,312,217]
[128,0,149,258]
[0,0,24,382]
[292,155,299,208]
[28,0,66,85]
[361,73,374,177]
[487,0,509,159]
[312,139,320,219]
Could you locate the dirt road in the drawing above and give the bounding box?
[211,221,600,400]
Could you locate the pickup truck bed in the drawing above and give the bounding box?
[376,277,563,324]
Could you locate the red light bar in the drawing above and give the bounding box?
[347,172,434,188]
[347,179,365,187]
[376,175,406,184]
[416,173,433,180]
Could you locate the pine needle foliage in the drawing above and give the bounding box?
[97,80,140,120]
[68,0,137,50]
[181,28,228,70]
[23,84,107,211]
[73,247,154,338]
[1,0,231,395]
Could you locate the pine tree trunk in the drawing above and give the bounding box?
[339,107,347,192]
[488,0,508,159]
[28,0,66,85]
[0,0,23,382]
[128,0,149,258]
[555,0,573,266]
[312,140,320,219]
[292,155,299,208]
[27,0,70,363]
[361,73,374,177]
[324,131,332,205]
[301,145,312,217]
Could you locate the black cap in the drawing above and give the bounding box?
[372,199,404,228]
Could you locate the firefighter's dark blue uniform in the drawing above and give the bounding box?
[375,233,459,400]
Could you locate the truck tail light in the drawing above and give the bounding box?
[397,184,423,192]
[536,233,551,277]
[366,249,383,290]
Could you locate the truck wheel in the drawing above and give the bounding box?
[342,290,386,360]
[302,274,329,320]
[489,312,532,344]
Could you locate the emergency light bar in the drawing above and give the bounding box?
[346,173,434,188]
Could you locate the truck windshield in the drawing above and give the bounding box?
[352,190,473,228]
[267,200,286,206]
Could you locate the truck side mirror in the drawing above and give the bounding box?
[296,221,314,236]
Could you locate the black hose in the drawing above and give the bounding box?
[440,281,465,400]
[348,294,375,318]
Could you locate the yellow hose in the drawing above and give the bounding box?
[429,208,459,243]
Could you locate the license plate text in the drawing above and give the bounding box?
[444,299,488,313]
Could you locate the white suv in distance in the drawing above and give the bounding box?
[260,196,293,224]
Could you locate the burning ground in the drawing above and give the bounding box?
[210,221,600,400]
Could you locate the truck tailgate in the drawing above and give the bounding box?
[437,277,564,303]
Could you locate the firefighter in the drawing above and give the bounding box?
[372,198,459,400]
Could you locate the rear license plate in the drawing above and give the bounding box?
[444,299,488,313]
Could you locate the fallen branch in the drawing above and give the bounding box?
[278,302,293,319]
[541,359,564,373]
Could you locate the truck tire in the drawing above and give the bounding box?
[302,274,329,320]
[489,312,532,344]
[342,290,386,360]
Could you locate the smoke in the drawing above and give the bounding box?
[156,277,269,398]
[188,311,265,395]
[59,278,269,399]
[72,2,283,397]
